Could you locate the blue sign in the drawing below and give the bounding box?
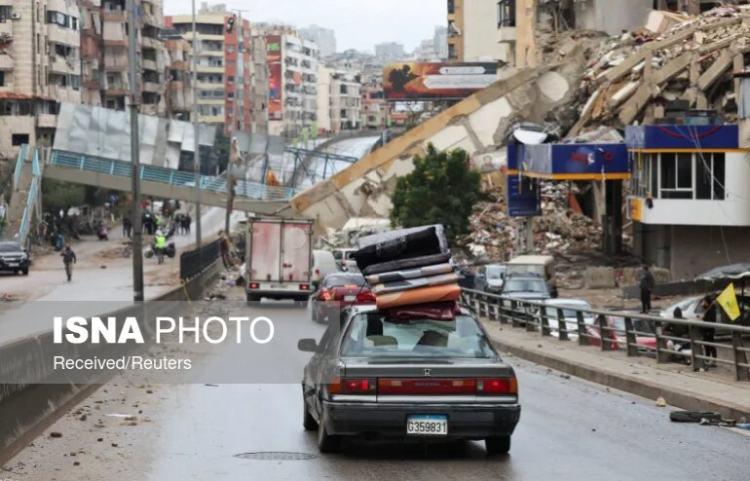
[626,124,739,150]
[507,173,541,218]
[522,143,629,179]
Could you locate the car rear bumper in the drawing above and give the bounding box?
[322,400,521,440]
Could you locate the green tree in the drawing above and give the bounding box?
[42,179,85,214]
[390,144,481,244]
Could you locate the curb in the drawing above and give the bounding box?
[488,333,750,421]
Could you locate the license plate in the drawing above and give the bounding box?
[344,295,356,302]
[406,415,448,436]
[7,263,19,267]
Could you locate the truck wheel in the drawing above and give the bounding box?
[485,436,511,456]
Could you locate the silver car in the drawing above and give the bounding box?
[298,305,521,455]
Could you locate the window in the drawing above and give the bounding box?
[448,43,456,60]
[448,0,455,14]
[0,6,12,23]
[12,134,30,146]
[0,71,4,87]
[660,153,693,199]
[498,0,516,27]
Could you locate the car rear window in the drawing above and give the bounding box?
[504,278,548,294]
[340,313,496,359]
[324,274,366,288]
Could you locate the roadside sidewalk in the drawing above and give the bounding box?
[481,319,750,420]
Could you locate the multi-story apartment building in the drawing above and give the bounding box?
[360,76,386,131]
[249,33,268,134]
[447,0,654,67]
[0,0,81,160]
[167,6,254,135]
[316,65,333,134]
[163,27,192,120]
[261,26,319,138]
[299,25,336,59]
[374,42,405,65]
[330,70,360,132]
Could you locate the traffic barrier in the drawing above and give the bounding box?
[180,239,221,281]
[460,288,750,382]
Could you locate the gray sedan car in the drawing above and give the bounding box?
[298,305,521,455]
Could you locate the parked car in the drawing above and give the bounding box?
[585,314,658,353]
[299,305,521,454]
[476,264,507,294]
[332,248,357,271]
[310,273,375,323]
[543,299,593,338]
[0,241,30,275]
[312,250,340,289]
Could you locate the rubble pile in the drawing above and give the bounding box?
[570,5,750,133]
[464,182,602,262]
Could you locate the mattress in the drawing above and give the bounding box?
[376,283,461,310]
[365,263,454,285]
[372,272,461,295]
[362,253,453,276]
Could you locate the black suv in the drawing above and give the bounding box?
[0,241,30,275]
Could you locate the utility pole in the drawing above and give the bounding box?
[192,0,202,247]
[127,0,144,302]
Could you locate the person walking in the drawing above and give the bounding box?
[60,245,77,282]
[185,214,192,235]
[639,265,656,314]
[154,230,168,265]
[219,230,232,269]
[123,216,132,239]
[700,296,719,369]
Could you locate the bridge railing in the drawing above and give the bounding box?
[12,144,29,191]
[49,151,297,201]
[460,288,750,382]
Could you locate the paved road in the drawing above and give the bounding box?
[6,292,748,481]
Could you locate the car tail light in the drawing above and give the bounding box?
[476,378,518,395]
[318,289,333,301]
[299,284,310,291]
[248,282,259,290]
[356,291,376,304]
[378,379,477,395]
[328,376,376,395]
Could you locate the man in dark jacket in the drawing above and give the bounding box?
[639,265,656,314]
[60,245,77,282]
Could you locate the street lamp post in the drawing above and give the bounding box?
[192,0,203,248]
[127,0,144,302]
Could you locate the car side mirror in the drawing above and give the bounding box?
[298,339,319,353]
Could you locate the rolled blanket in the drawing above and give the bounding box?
[366,263,454,285]
[372,272,461,295]
[362,252,453,276]
[376,283,461,310]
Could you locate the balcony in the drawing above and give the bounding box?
[37,113,58,129]
[0,54,13,71]
[47,25,79,46]
[142,59,158,71]
[141,36,162,50]
[143,81,161,93]
[497,26,517,42]
[102,10,127,22]
[49,55,80,75]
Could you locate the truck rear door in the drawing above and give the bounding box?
[250,221,282,282]
[281,222,312,283]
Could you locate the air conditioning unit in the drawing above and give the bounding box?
[11,13,21,21]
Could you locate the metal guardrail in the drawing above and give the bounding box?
[49,151,298,202]
[180,239,221,281]
[461,288,750,382]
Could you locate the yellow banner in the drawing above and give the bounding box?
[717,283,741,322]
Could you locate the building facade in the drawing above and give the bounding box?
[374,42,405,64]
[163,27,192,120]
[168,8,254,135]
[627,123,750,279]
[330,70,360,133]
[0,0,82,160]
[262,27,319,138]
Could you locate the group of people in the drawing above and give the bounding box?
[122,212,192,239]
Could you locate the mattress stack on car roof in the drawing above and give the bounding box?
[352,225,461,310]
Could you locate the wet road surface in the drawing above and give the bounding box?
[5,299,749,481]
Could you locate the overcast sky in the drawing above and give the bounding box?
[163,0,446,53]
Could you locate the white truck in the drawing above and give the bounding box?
[245,218,314,303]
